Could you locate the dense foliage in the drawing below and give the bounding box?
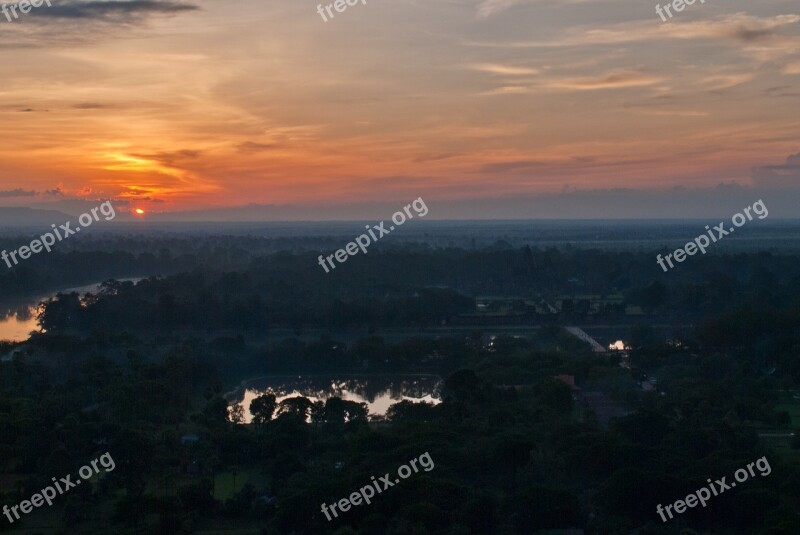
[1,244,800,533]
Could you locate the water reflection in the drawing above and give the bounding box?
[0,303,43,342]
[228,374,442,423]
[0,278,144,342]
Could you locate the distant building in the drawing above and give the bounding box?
[608,340,630,351]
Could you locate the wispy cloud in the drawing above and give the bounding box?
[468,63,540,75]
[553,71,662,90]
[0,0,798,214]
[476,0,530,18]
[129,150,201,167]
[468,13,800,48]
[237,141,277,154]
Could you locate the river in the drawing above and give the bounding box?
[0,278,143,343]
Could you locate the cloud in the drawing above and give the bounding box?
[752,151,800,189]
[120,188,155,196]
[120,196,161,201]
[476,0,533,19]
[469,64,540,76]
[36,0,199,22]
[237,141,277,153]
[479,86,532,95]
[0,187,75,198]
[130,150,201,167]
[699,73,756,91]
[0,0,200,45]
[553,71,662,90]
[469,13,800,48]
[482,70,662,94]
[480,160,550,173]
[762,85,800,97]
[73,103,106,109]
[0,188,37,198]
[413,153,460,163]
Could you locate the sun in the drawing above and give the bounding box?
[134,208,145,215]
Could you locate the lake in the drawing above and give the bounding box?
[227,374,442,422]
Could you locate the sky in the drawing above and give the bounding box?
[0,0,799,219]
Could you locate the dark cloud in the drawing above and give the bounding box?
[36,1,199,22]
[413,153,459,163]
[731,26,774,42]
[123,196,163,202]
[0,188,37,198]
[73,102,105,109]
[479,160,550,173]
[763,86,800,98]
[130,149,200,166]
[44,187,65,196]
[764,86,792,94]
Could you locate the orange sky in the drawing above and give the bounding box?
[0,0,799,215]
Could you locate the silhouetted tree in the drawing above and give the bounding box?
[249,393,277,426]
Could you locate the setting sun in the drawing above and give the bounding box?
[135,208,145,215]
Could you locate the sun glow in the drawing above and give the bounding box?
[135,208,145,215]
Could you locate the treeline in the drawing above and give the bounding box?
[2,325,799,533]
[0,249,183,299]
[33,247,800,333]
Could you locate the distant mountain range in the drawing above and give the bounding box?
[4,185,800,222]
[0,207,75,227]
